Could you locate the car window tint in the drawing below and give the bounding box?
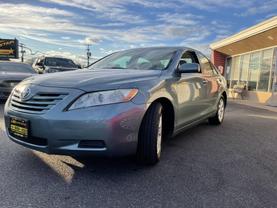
[198,53,213,75]
[45,58,76,68]
[90,48,176,70]
[160,59,170,68]
[180,51,198,66]
[111,56,132,69]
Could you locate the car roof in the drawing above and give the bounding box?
[112,46,200,54]
[37,56,72,60]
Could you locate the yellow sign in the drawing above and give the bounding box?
[0,49,14,55]
[0,39,18,58]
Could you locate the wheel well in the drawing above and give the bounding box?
[150,98,175,139]
[222,91,227,106]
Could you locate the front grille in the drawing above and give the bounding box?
[10,89,68,114]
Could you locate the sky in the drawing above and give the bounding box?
[0,0,276,64]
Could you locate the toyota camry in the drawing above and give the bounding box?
[4,47,227,165]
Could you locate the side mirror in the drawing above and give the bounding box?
[178,63,200,73]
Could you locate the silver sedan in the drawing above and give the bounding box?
[4,47,227,165]
[0,62,36,101]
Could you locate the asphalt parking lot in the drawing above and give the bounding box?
[0,103,277,208]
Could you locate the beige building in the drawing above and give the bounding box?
[210,16,277,105]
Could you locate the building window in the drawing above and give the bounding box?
[248,51,260,91]
[227,47,275,92]
[257,49,274,92]
[230,56,240,88]
[239,54,250,83]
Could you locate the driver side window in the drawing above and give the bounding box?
[197,53,214,75]
[179,51,199,66]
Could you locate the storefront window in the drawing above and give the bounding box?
[257,49,273,92]
[248,52,260,91]
[226,48,275,92]
[230,56,240,88]
[272,48,277,93]
[225,58,232,88]
[239,54,250,83]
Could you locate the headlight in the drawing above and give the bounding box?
[68,89,138,110]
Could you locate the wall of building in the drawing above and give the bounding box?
[211,50,227,73]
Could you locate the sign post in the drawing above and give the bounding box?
[0,39,19,60]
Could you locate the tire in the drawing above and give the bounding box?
[208,96,225,125]
[136,102,163,165]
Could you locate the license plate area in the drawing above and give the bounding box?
[9,117,29,138]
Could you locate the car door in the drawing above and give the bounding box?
[175,51,209,129]
[197,52,221,115]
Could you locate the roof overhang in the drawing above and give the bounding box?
[210,16,277,56]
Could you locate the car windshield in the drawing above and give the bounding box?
[0,62,34,73]
[90,48,176,70]
[45,58,76,68]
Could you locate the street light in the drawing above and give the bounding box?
[19,43,43,62]
[87,44,91,67]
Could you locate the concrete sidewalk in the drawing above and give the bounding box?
[229,99,277,113]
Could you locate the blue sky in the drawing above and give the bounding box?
[0,0,276,63]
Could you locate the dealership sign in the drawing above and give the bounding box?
[0,39,19,59]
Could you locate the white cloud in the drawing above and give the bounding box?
[176,0,253,10]
[157,13,203,26]
[3,1,263,59]
[235,0,277,16]
[40,0,145,24]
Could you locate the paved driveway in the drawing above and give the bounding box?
[0,103,277,208]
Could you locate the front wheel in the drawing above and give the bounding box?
[136,102,163,165]
[208,96,225,125]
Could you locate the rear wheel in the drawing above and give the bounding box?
[208,96,225,125]
[136,102,163,165]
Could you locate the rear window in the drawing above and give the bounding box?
[45,58,77,68]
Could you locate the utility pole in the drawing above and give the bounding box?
[20,43,26,62]
[86,44,91,67]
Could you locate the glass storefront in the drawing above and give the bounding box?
[226,47,276,92]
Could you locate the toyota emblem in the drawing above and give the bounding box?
[20,87,31,101]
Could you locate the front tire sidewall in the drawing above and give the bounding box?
[137,103,163,165]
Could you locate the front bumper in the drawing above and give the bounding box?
[4,86,147,157]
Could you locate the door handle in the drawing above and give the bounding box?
[202,80,208,85]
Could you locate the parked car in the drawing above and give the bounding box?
[32,56,80,74]
[0,61,36,101]
[4,47,227,165]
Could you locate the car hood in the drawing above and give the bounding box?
[25,69,161,91]
[0,71,34,80]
